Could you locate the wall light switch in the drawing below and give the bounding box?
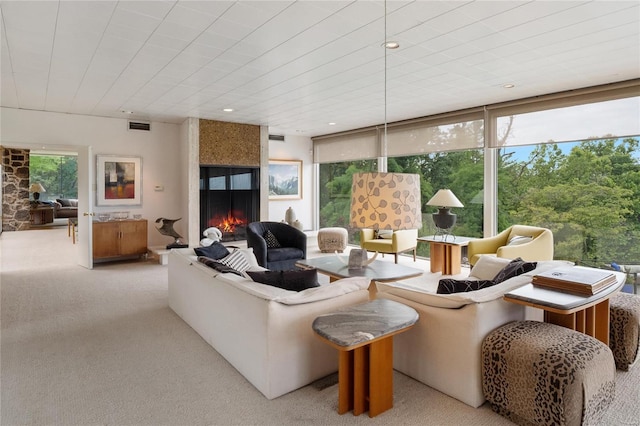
[154,185,164,192]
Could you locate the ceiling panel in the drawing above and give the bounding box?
[1,0,638,137]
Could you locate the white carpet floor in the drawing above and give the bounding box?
[1,228,638,425]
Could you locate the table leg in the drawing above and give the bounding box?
[545,311,576,331]
[338,351,354,414]
[368,336,393,417]
[594,299,610,345]
[353,346,369,416]
[430,242,443,273]
[442,245,462,275]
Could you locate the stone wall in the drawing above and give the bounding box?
[199,119,260,166]
[2,147,30,231]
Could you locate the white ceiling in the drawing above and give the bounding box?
[1,1,639,137]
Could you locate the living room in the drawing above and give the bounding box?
[1,1,639,424]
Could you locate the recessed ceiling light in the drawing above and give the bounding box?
[223,108,234,112]
[503,83,515,89]
[328,122,336,126]
[383,41,400,49]
[121,110,133,114]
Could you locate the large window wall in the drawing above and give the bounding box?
[314,80,640,267]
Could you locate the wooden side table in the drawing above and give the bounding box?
[504,269,626,345]
[30,206,55,225]
[312,299,418,417]
[417,235,477,275]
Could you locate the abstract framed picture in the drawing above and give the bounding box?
[96,155,142,206]
[268,159,302,200]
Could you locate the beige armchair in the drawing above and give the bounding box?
[467,225,554,267]
[360,228,418,263]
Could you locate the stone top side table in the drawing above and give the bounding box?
[312,299,419,417]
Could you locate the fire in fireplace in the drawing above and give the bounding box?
[200,166,259,242]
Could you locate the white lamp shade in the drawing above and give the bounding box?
[29,183,46,193]
[426,189,463,208]
[350,172,422,230]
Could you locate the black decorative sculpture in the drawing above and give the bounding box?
[155,217,188,249]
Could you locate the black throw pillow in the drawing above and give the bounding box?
[263,229,282,248]
[492,257,537,284]
[437,279,497,294]
[194,242,230,260]
[197,256,243,276]
[247,268,319,292]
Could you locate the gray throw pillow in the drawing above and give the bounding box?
[197,256,243,276]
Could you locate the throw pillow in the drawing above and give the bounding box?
[219,249,251,273]
[377,230,393,239]
[436,279,497,294]
[507,235,533,246]
[492,257,537,284]
[194,242,230,260]
[57,198,72,207]
[470,256,513,280]
[263,229,282,248]
[247,268,320,292]
[197,256,243,276]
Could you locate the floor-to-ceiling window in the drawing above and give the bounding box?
[314,81,640,267]
[493,94,640,266]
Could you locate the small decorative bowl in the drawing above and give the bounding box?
[97,213,110,222]
[133,214,142,220]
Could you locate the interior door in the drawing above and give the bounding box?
[76,145,94,269]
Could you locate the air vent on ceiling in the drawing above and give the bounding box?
[269,134,285,142]
[128,121,151,131]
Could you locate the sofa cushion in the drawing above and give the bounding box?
[247,268,320,292]
[276,277,370,305]
[470,256,513,280]
[264,229,281,248]
[266,247,304,262]
[437,279,497,294]
[57,198,72,207]
[492,257,537,283]
[194,242,230,260]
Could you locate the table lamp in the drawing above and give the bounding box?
[29,182,46,201]
[348,172,422,268]
[426,189,463,238]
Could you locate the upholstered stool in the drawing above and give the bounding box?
[482,321,615,426]
[318,227,348,253]
[609,292,640,370]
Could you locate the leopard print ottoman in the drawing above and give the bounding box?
[609,292,640,371]
[482,321,615,426]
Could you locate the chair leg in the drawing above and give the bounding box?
[413,248,416,262]
[394,253,398,264]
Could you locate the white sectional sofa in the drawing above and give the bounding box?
[168,248,371,399]
[375,256,573,408]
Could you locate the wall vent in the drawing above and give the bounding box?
[128,121,151,131]
[268,134,285,142]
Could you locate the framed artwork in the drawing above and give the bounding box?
[268,159,302,200]
[96,155,142,206]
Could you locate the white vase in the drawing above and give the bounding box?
[285,207,296,225]
[293,220,303,231]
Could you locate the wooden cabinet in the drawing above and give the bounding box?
[93,219,148,261]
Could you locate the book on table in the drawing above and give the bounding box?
[532,266,617,296]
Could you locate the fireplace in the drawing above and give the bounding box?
[200,166,260,242]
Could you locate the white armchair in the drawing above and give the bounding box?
[360,229,418,263]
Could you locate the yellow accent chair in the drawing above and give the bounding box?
[467,225,554,267]
[360,228,418,263]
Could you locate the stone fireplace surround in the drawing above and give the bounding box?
[1,147,30,231]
